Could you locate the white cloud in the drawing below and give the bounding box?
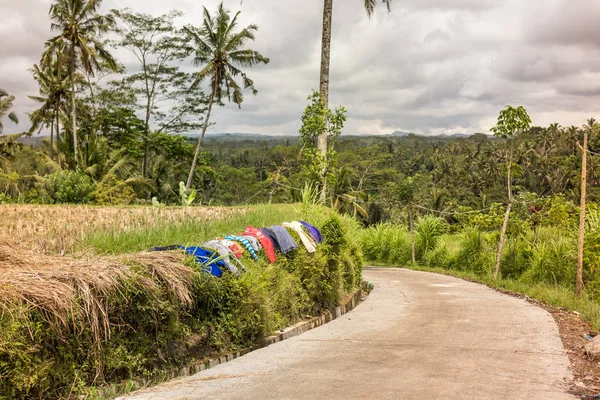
[2,0,600,136]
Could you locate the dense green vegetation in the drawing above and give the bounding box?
[359,196,600,329]
[0,204,363,399]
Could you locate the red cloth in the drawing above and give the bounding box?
[227,242,243,258]
[242,226,277,263]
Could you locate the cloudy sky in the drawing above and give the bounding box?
[2,0,600,136]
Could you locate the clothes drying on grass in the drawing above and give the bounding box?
[241,235,262,252]
[151,245,224,278]
[219,239,243,258]
[300,221,324,243]
[282,221,316,253]
[225,235,259,260]
[268,225,298,254]
[242,226,276,263]
[259,228,282,252]
[202,240,244,276]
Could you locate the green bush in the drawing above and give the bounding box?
[520,238,576,287]
[499,237,532,279]
[41,170,95,204]
[359,224,412,266]
[92,174,136,205]
[415,215,447,260]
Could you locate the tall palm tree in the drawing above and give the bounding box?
[318,0,392,202]
[44,0,117,166]
[0,89,18,133]
[29,62,70,162]
[183,2,269,189]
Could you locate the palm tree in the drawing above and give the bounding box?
[29,62,70,162]
[44,0,117,166]
[318,0,392,202]
[0,89,18,133]
[183,2,269,189]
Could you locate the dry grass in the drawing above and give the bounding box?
[0,205,243,255]
[0,239,196,372]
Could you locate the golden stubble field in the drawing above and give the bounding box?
[0,204,243,254]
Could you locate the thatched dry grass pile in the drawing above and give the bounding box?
[0,240,194,338]
[0,238,199,393]
[0,205,243,254]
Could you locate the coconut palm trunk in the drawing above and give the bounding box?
[70,42,78,165]
[318,0,333,204]
[56,105,61,165]
[186,83,216,189]
[50,113,54,160]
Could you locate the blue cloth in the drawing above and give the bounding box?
[300,221,324,243]
[268,225,298,254]
[180,246,225,277]
[225,235,259,260]
[151,245,224,277]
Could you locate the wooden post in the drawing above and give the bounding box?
[409,206,416,264]
[576,131,588,297]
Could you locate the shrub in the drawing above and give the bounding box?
[92,174,136,205]
[520,238,576,287]
[42,170,94,204]
[499,237,532,279]
[448,229,491,274]
[415,215,447,260]
[359,224,412,265]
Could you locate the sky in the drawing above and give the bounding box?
[2,0,600,136]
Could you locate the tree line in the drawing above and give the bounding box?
[1,0,394,201]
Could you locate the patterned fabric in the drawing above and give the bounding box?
[268,225,298,254]
[226,235,259,260]
[202,240,244,276]
[242,226,277,263]
[241,235,262,252]
[220,239,243,258]
[283,222,316,253]
[300,221,324,243]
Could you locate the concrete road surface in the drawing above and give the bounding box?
[121,267,573,400]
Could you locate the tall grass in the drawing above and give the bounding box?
[359,224,412,265]
[359,220,600,330]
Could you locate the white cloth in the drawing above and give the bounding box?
[282,221,317,253]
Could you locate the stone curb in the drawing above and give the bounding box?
[93,285,367,399]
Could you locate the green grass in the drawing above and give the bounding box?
[79,204,344,254]
[360,221,600,331]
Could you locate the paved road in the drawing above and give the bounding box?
[121,267,573,400]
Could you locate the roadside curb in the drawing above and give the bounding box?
[95,285,367,399]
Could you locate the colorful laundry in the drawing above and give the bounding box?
[283,221,316,253]
[268,225,298,254]
[226,235,259,260]
[300,221,324,243]
[242,226,277,263]
[202,240,244,276]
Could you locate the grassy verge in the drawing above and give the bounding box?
[359,222,600,332]
[398,264,600,331]
[0,204,363,399]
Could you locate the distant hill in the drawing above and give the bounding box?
[391,131,414,137]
